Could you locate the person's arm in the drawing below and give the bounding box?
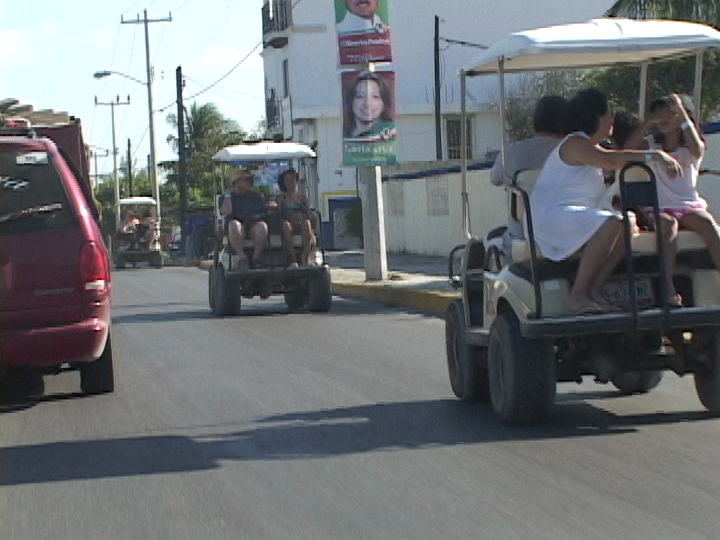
[560,136,682,178]
[670,93,705,159]
[623,117,655,150]
[220,194,232,216]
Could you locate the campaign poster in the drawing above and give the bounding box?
[334,0,392,65]
[341,70,397,166]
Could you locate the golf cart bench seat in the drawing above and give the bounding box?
[509,169,709,264]
[222,234,305,252]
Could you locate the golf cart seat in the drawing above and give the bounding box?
[508,168,709,266]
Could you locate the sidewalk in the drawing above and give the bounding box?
[196,250,459,315]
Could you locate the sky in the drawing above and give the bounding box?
[0,0,266,176]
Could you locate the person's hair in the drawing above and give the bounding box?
[648,96,705,147]
[278,168,298,193]
[532,95,568,136]
[610,110,641,149]
[343,72,393,133]
[143,210,152,218]
[566,88,609,136]
[230,169,253,185]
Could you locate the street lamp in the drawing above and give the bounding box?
[93,69,161,228]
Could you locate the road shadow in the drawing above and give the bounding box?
[0,398,712,486]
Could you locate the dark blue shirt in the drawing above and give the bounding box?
[229,191,266,223]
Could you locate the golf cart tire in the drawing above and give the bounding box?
[445,299,489,402]
[488,308,556,424]
[208,266,216,312]
[611,371,663,395]
[150,251,163,269]
[212,266,241,316]
[284,288,307,310]
[694,330,720,415]
[80,330,116,395]
[115,255,126,270]
[307,267,332,313]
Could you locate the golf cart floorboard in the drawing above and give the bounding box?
[223,265,327,280]
[520,306,720,338]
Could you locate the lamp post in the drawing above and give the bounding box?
[94,70,161,227]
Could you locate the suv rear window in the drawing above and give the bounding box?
[0,148,74,235]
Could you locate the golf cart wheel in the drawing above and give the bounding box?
[611,371,663,395]
[307,267,332,313]
[150,251,163,269]
[284,287,307,310]
[445,299,489,401]
[212,266,241,316]
[80,329,115,395]
[208,265,216,312]
[488,308,556,424]
[694,329,720,415]
[115,255,126,270]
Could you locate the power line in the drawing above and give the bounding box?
[171,0,195,11]
[184,0,237,63]
[122,0,140,16]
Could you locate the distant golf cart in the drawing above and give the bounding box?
[208,142,332,315]
[445,18,720,424]
[113,196,163,269]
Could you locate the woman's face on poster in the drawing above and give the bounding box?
[345,0,378,18]
[352,79,384,125]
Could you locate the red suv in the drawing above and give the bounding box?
[0,129,114,395]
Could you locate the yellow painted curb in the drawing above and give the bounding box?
[332,281,458,315]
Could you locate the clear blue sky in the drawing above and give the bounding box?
[1,0,265,175]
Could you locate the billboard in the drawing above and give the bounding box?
[341,70,396,166]
[334,0,392,65]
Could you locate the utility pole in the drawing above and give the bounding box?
[122,9,172,227]
[434,15,442,160]
[358,65,387,281]
[176,65,189,250]
[127,138,133,197]
[90,147,109,189]
[95,95,130,231]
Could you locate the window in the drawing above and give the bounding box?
[446,117,472,160]
[282,59,290,98]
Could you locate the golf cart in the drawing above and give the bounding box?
[445,18,720,424]
[113,196,163,269]
[208,141,332,315]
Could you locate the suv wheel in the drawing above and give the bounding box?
[445,299,489,401]
[80,330,115,395]
[488,309,555,424]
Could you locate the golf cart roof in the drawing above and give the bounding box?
[463,18,720,76]
[212,141,316,163]
[119,196,157,206]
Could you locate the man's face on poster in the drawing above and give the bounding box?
[345,0,378,19]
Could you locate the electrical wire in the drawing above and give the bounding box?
[171,0,196,11]
[184,0,236,63]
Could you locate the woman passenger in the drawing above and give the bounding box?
[531,89,682,314]
[277,169,317,267]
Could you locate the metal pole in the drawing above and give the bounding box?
[639,62,649,119]
[434,15,442,160]
[110,102,120,232]
[694,50,704,118]
[460,71,470,239]
[143,9,161,227]
[177,65,188,250]
[498,59,508,173]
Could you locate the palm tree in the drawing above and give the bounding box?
[606,0,720,27]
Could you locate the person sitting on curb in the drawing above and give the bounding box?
[220,169,269,269]
[277,169,317,267]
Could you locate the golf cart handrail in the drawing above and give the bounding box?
[212,142,316,163]
[458,18,720,239]
[119,196,157,206]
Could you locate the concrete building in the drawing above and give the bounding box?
[260,0,615,247]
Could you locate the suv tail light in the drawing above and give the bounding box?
[80,242,109,300]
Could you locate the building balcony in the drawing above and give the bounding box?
[262,0,292,48]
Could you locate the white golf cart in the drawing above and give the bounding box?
[208,141,332,315]
[113,196,163,269]
[445,18,720,424]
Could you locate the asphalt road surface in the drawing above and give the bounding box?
[1,267,719,540]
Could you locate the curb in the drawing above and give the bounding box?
[332,281,458,315]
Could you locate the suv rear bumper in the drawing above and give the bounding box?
[0,318,109,367]
[520,306,720,338]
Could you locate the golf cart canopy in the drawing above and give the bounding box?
[212,142,316,163]
[119,196,157,206]
[463,18,720,75]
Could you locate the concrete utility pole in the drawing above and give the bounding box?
[359,63,388,281]
[434,15,442,160]
[94,95,130,231]
[121,9,172,227]
[127,138,133,196]
[90,147,109,190]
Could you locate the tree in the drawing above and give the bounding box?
[606,1,720,25]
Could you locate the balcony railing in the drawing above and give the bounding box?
[262,0,292,35]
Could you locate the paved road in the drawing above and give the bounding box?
[1,267,719,540]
